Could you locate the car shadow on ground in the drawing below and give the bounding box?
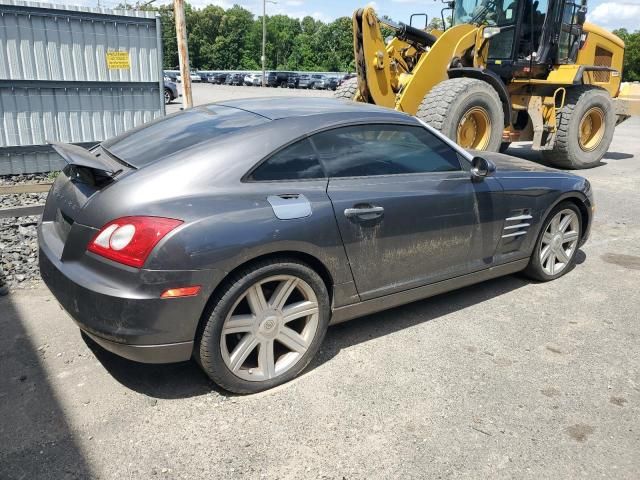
[310,273,531,372]
[1,292,93,478]
[83,246,584,400]
[82,333,217,399]
[312,249,585,371]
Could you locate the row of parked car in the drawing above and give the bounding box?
[165,70,355,91]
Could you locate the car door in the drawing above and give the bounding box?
[311,123,489,300]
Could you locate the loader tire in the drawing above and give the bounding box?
[333,77,359,101]
[541,86,615,169]
[417,77,503,152]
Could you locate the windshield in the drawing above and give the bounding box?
[453,0,518,26]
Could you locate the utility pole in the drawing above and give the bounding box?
[261,0,276,87]
[174,0,192,108]
[261,0,266,87]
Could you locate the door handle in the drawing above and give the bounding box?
[344,205,385,219]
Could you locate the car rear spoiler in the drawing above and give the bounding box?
[49,142,126,175]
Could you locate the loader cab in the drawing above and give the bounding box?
[451,0,587,80]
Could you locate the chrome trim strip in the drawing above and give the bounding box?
[503,222,530,230]
[502,231,527,238]
[505,214,533,221]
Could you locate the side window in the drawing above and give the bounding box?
[310,124,461,178]
[250,138,325,181]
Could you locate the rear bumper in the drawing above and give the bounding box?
[83,331,193,363]
[38,223,219,363]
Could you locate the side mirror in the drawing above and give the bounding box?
[576,7,587,25]
[409,13,428,29]
[470,156,496,180]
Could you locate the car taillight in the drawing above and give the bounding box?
[87,216,183,268]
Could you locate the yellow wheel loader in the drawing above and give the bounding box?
[335,0,640,168]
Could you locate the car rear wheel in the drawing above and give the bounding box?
[164,88,172,105]
[196,258,330,394]
[523,202,582,281]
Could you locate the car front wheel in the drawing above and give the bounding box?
[524,202,582,281]
[197,258,330,394]
[164,88,172,105]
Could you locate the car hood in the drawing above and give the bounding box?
[470,150,559,173]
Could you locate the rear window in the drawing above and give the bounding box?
[101,105,268,168]
[249,138,324,181]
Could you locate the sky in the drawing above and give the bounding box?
[77,0,640,31]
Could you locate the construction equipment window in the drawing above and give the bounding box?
[557,1,581,63]
[310,124,461,178]
[488,29,516,59]
[530,0,548,52]
[453,0,517,27]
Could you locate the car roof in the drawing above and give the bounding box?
[217,97,411,121]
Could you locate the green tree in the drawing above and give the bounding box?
[143,2,359,72]
[427,17,444,31]
[315,17,354,71]
[266,15,302,69]
[613,28,640,82]
[158,5,178,69]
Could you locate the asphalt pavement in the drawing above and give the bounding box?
[1,86,638,479]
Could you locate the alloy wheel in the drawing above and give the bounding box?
[220,275,319,382]
[539,209,580,276]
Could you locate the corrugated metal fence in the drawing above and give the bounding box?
[0,0,165,174]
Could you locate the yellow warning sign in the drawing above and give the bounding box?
[106,51,130,70]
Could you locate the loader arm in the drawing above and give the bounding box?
[397,24,479,114]
[353,6,482,115]
[353,7,400,108]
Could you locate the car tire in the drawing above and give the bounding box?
[417,77,503,152]
[333,77,358,101]
[164,88,172,105]
[196,258,330,394]
[523,201,583,282]
[541,86,615,169]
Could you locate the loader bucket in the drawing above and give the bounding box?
[615,82,640,122]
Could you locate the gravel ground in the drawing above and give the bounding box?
[0,83,638,479]
[0,173,53,292]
